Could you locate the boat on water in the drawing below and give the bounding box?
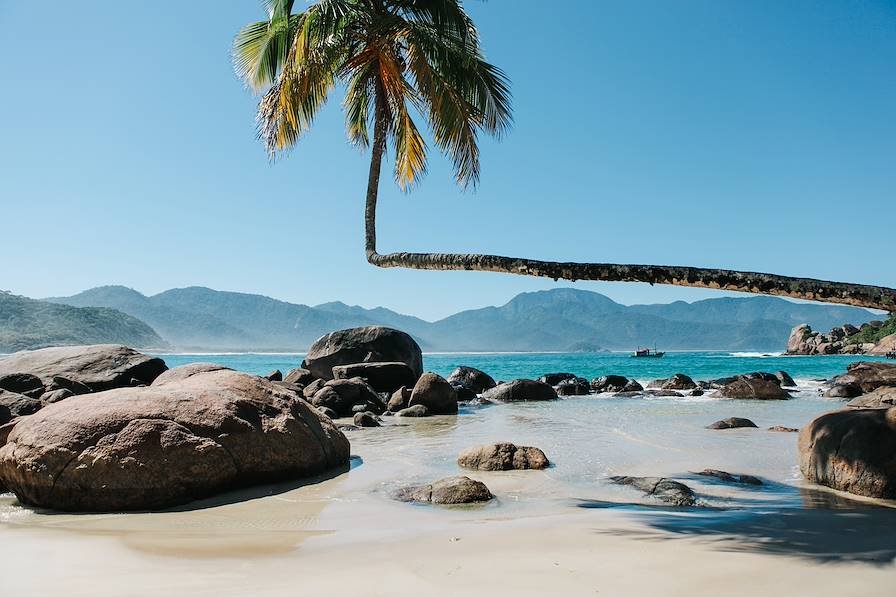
[633,346,665,358]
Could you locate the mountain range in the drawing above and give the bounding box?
[38,285,880,352]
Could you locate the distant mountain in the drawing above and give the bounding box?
[42,286,880,352]
[0,291,165,353]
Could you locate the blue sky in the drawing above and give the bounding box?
[1,1,893,320]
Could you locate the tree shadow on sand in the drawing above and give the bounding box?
[578,486,896,565]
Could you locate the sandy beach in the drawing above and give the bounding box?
[4,385,896,596]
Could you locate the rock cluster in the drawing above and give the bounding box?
[457,443,549,471]
[785,322,885,355]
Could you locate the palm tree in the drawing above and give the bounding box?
[234,0,895,312]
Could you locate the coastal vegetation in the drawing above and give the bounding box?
[0,292,164,353]
[234,0,896,312]
[848,314,896,345]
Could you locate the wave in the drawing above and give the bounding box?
[728,351,783,358]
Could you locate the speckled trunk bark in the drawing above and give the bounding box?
[363,107,895,312]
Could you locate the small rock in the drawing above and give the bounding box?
[648,374,696,391]
[396,404,430,417]
[707,417,758,430]
[265,370,283,382]
[284,368,315,386]
[457,442,549,471]
[718,378,790,400]
[450,382,478,402]
[0,373,44,398]
[317,406,338,419]
[695,469,762,485]
[41,388,74,403]
[775,371,797,387]
[610,476,697,507]
[353,411,380,427]
[768,425,798,432]
[387,386,412,412]
[395,476,493,505]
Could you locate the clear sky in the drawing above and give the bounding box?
[1,1,893,321]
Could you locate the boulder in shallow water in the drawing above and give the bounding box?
[457,442,549,471]
[482,380,558,402]
[768,425,798,432]
[450,383,477,402]
[537,372,580,386]
[707,417,758,430]
[718,378,790,400]
[446,367,496,394]
[610,476,697,507]
[0,345,167,392]
[556,379,590,396]
[311,377,383,417]
[591,375,630,393]
[409,373,458,415]
[776,371,797,387]
[799,407,896,499]
[648,374,696,391]
[0,367,350,511]
[302,326,423,380]
[331,361,417,394]
[395,476,493,505]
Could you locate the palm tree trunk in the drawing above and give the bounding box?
[363,117,895,314]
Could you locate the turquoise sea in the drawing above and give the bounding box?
[157,351,888,384]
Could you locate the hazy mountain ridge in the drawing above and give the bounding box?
[42,286,878,352]
[0,291,165,352]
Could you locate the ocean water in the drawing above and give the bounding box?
[157,350,889,384]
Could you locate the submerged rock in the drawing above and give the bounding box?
[457,442,549,471]
[395,476,493,505]
[482,380,558,402]
[609,476,697,507]
[302,326,423,380]
[0,367,350,511]
[648,374,696,391]
[695,469,762,486]
[446,367,496,394]
[799,407,896,499]
[768,425,799,432]
[707,417,758,430]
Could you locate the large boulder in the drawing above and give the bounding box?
[824,383,863,399]
[648,374,696,391]
[446,367,496,394]
[302,327,422,381]
[408,373,458,415]
[718,378,790,400]
[787,324,813,354]
[395,476,493,505]
[0,345,167,392]
[847,387,896,409]
[457,442,549,471]
[869,333,896,356]
[331,362,417,394]
[0,368,350,511]
[283,368,315,386]
[799,407,896,499]
[833,362,896,392]
[556,378,590,396]
[481,380,558,402]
